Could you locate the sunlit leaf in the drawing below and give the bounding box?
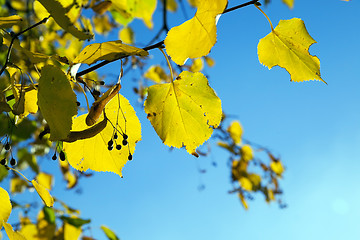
[37,0,93,40]
[144,65,168,83]
[144,71,222,154]
[258,18,324,83]
[0,187,12,230]
[238,192,248,210]
[3,222,27,240]
[119,27,135,44]
[111,0,157,28]
[164,0,227,65]
[189,58,204,72]
[270,161,284,175]
[63,94,142,177]
[73,40,148,65]
[37,172,53,190]
[282,0,294,8]
[37,65,78,141]
[31,179,54,207]
[241,145,253,162]
[101,225,120,240]
[227,120,242,145]
[0,15,23,28]
[64,222,82,240]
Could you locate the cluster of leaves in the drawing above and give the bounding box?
[0,0,349,238]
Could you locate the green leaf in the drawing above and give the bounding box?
[144,71,222,155]
[43,206,56,224]
[37,0,93,40]
[101,225,120,240]
[60,216,91,228]
[37,65,77,141]
[258,18,324,83]
[73,40,148,65]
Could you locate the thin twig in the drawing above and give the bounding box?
[0,17,49,77]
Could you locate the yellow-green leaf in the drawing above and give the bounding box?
[37,65,77,141]
[144,71,222,154]
[0,187,12,230]
[73,40,148,65]
[258,18,324,83]
[101,225,120,240]
[282,0,294,8]
[119,27,135,44]
[63,94,141,177]
[3,222,27,240]
[227,120,243,145]
[164,0,227,65]
[0,15,23,29]
[37,0,93,40]
[31,179,54,207]
[111,0,157,29]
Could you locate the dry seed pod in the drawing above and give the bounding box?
[86,83,121,126]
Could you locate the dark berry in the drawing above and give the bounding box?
[123,134,128,140]
[76,101,80,106]
[59,151,66,161]
[122,139,128,146]
[98,81,105,85]
[4,143,10,151]
[52,153,57,160]
[113,133,118,139]
[108,139,113,146]
[0,158,6,165]
[116,144,122,150]
[10,158,17,166]
[108,145,113,151]
[128,154,132,161]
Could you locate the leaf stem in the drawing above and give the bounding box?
[223,0,260,14]
[159,48,174,82]
[7,166,31,182]
[255,4,274,31]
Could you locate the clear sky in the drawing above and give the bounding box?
[4,0,360,239]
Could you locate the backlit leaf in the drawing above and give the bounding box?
[282,0,294,8]
[37,65,78,141]
[144,65,168,83]
[227,120,242,145]
[0,15,23,28]
[37,0,93,40]
[111,0,157,28]
[37,172,53,190]
[119,27,134,44]
[258,18,324,83]
[101,225,120,240]
[3,222,27,240]
[144,71,222,154]
[73,40,148,65]
[31,179,54,207]
[63,94,141,177]
[0,187,12,230]
[64,222,82,240]
[270,161,284,175]
[241,145,253,162]
[164,0,227,65]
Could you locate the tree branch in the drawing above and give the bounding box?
[76,0,259,78]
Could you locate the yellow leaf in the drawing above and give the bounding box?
[0,187,12,230]
[164,0,227,65]
[19,222,38,240]
[204,56,215,67]
[238,192,248,210]
[239,177,252,191]
[92,0,112,14]
[111,0,157,29]
[3,222,27,240]
[189,58,204,72]
[270,161,284,175]
[31,179,54,207]
[144,65,168,83]
[241,145,253,162]
[37,0,93,40]
[37,65,78,141]
[63,94,141,177]
[37,172,53,190]
[73,40,148,65]
[101,225,120,240]
[144,71,222,154]
[258,18,324,83]
[0,15,23,29]
[162,0,177,12]
[10,178,28,194]
[64,222,81,240]
[227,120,243,144]
[282,0,294,8]
[119,27,135,44]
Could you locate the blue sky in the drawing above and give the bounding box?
[4,0,360,239]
